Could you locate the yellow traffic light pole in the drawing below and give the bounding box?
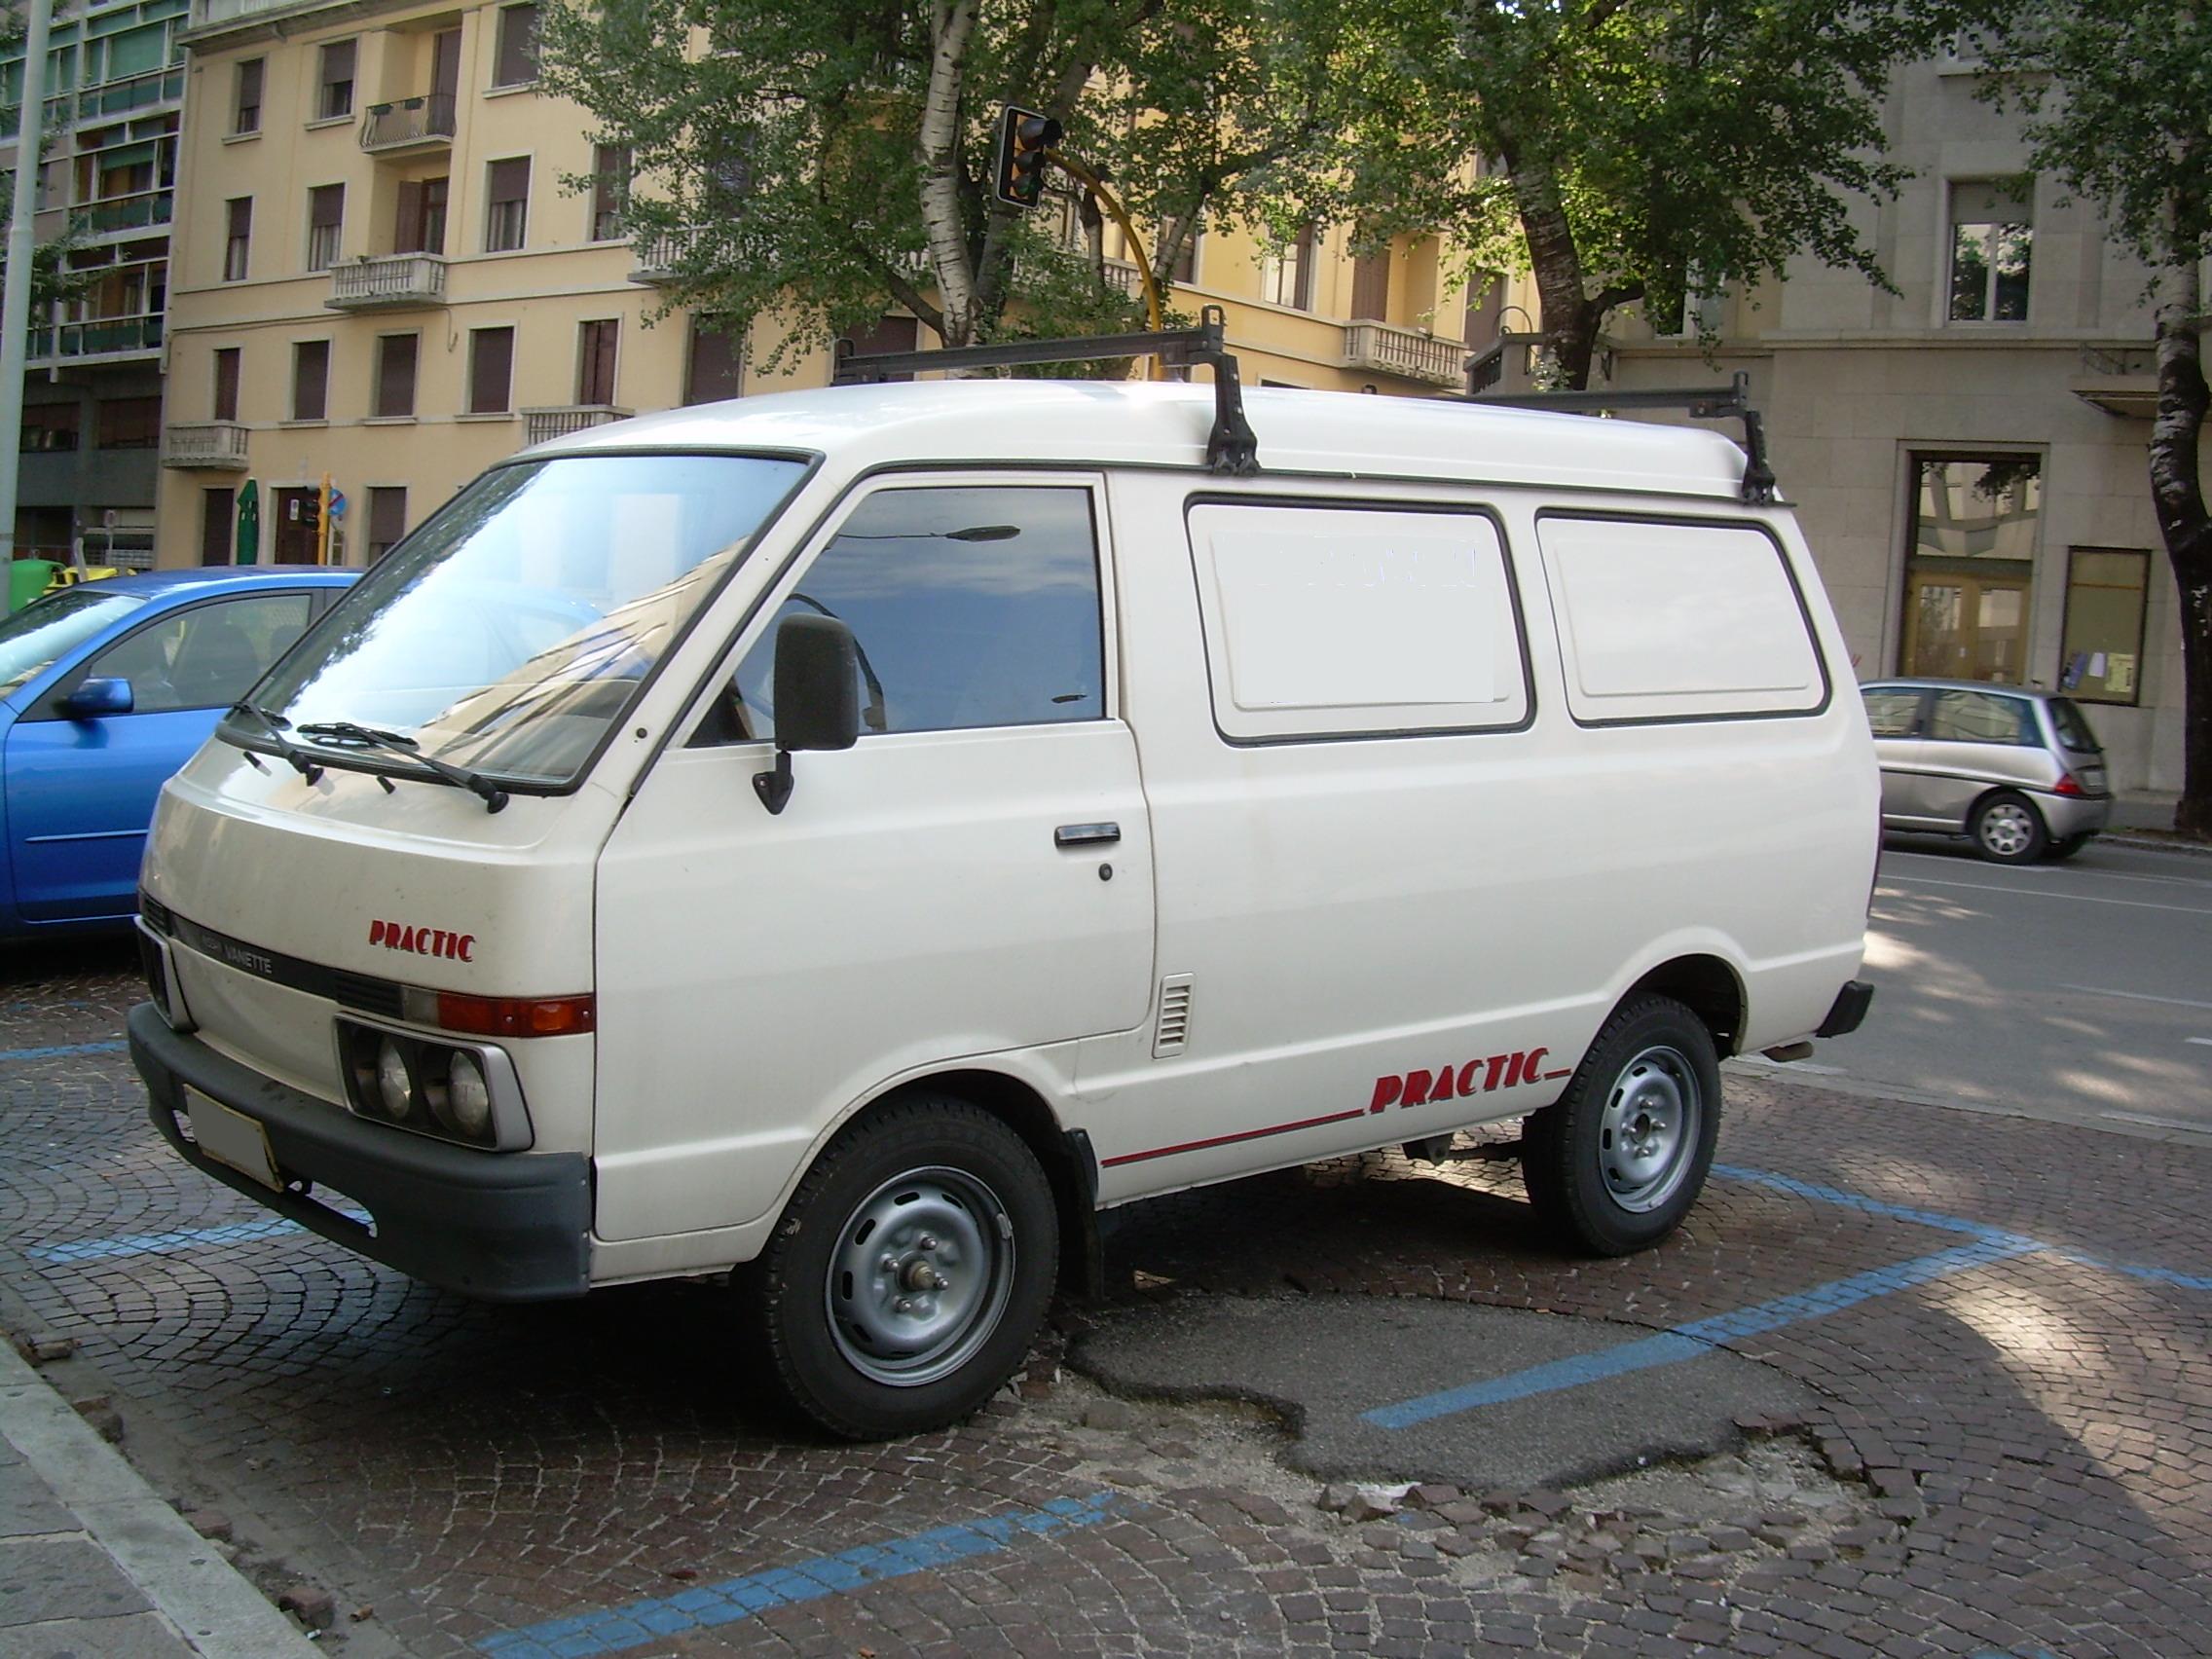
[316,472,332,566]
[1044,150,1164,338]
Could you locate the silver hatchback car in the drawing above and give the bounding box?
[1860,679,2112,864]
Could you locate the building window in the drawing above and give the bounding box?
[576,318,619,406]
[1262,224,1316,311]
[374,334,420,419]
[1948,181,2032,323]
[1350,243,1389,321]
[396,176,449,255]
[590,144,631,241]
[224,197,251,281]
[292,340,330,422]
[2059,547,2151,706]
[317,40,356,122]
[684,315,743,405]
[19,404,79,453]
[1654,264,1727,339]
[233,58,263,135]
[484,158,530,252]
[95,396,162,449]
[492,4,540,88]
[307,184,344,272]
[469,326,515,414]
[367,488,408,561]
[1900,455,2041,683]
[201,489,237,567]
[213,348,240,422]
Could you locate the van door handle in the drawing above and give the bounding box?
[1054,822,1121,849]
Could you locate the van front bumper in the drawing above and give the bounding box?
[129,1002,590,1303]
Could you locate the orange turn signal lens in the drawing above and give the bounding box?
[425,992,597,1038]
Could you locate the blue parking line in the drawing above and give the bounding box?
[0,1040,128,1062]
[474,1492,1126,1659]
[29,1217,303,1265]
[1364,1236,2036,1429]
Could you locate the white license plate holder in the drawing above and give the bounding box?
[184,1088,282,1192]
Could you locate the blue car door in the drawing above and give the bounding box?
[4,590,314,925]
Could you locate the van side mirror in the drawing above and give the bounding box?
[753,613,861,815]
[57,677,133,719]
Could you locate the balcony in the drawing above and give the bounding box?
[326,253,447,312]
[162,423,250,471]
[0,67,182,137]
[628,229,694,284]
[79,189,174,237]
[360,93,457,156]
[523,406,631,447]
[28,313,164,363]
[1343,321,1469,387]
[2072,343,2157,420]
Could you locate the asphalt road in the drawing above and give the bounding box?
[1739,835,2212,1141]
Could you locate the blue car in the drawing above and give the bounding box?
[0,568,357,940]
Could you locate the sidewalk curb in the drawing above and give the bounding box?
[0,1338,319,1659]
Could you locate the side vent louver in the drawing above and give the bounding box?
[1153,974,1194,1057]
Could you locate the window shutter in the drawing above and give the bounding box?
[1952,181,2031,225]
[377,335,418,418]
[471,327,514,414]
[293,341,328,421]
[213,348,240,422]
[311,184,344,228]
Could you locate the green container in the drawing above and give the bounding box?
[7,561,58,614]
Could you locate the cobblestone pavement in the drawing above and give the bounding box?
[2,941,2209,1657]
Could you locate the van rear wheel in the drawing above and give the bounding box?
[742,1096,1057,1440]
[1522,995,1721,1256]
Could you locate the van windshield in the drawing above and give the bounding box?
[243,453,808,789]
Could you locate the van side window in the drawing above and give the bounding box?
[1186,500,1530,742]
[719,484,1104,743]
[1537,513,1825,724]
[1928,688,2034,745]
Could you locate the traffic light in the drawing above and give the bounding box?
[992,105,1061,210]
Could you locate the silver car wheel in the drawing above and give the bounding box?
[1597,1045,1702,1213]
[825,1165,1015,1388]
[1976,799,2038,859]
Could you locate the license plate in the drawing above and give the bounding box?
[184,1088,281,1192]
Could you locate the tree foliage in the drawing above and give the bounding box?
[1978,1,2212,835]
[539,0,1345,365]
[1301,0,1986,387]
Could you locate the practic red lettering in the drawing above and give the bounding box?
[1369,1076,1403,1114]
[1402,1069,1434,1107]
[458,934,474,963]
[1456,1061,1481,1097]
[369,920,387,947]
[1484,1053,1511,1091]
[1524,1047,1548,1083]
[1505,1051,1530,1088]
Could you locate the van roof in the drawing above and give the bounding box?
[535,380,1758,503]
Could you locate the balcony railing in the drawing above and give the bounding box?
[1343,321,1469,387]
[162,423,251,471]
[326,253,447,311]
[190,0,315,31]
[79,189,174,236]
[1,65,183,136]
[628,229,694,284]
[1101,258,1141,296]
[360,92,458,153]
[523,406,631,447]
[28,313,165,361]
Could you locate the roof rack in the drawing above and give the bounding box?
[1459,371,1778,505]
[832,303,1260,475]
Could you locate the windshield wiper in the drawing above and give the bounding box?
[224,701,323,783]
[294,720,510,814]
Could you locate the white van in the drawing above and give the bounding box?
[130,351,1877,1439]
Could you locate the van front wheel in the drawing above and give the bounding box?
[743,1096,1058,1440]
[1522,995,1721,1256]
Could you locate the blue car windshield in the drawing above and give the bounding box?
[0,588,144,697]
[247,452,809,789]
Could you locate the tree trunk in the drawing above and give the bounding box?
[1507,152,1602,389]
[2149,264,2212,836]
[917,0,980,348]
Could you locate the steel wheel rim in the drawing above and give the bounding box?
[1980,801,2035,858]
[826,1165,1014,1388]
[1598,1044,1701,1213]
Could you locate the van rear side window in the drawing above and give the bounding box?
[1537,512,1826,724]
[1188,500,1530,742]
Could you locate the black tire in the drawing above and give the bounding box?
[1522,995,1722,1257]
[741,1095,1057,1440]
[2045,831,2093,862]
[1970,791,2047,864]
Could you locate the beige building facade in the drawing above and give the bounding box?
[1592,60,2187,797]
[156,0,1483,571]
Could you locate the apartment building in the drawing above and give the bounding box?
[155,0,1487,571]
[2,0,188,567]
[1577,58,2187,796]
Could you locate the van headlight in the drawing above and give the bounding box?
[445,1052,493,1138]
[336,1020,534,1151]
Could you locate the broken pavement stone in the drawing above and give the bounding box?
[184,1509,235,1543]
[278,1585,336,1631]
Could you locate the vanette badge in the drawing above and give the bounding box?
[369,920,475,962]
